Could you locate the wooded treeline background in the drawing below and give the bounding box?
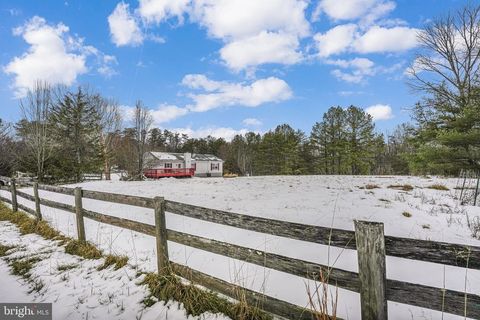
[0,4,479,182]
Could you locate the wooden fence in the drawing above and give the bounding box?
[0,177,479,320]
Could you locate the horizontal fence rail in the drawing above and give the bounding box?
[0,180,479,319]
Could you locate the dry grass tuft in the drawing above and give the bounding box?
[10,257,41,279]
[427,184,449,191]
[306,269,338,320]
[0,244,15,257]
[57,263,78,272]
[65,240,102,260]
[402,211,412,218]
[387,184,414,191]
[140,272,270,320]
[97,254,129,271]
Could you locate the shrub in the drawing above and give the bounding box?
[402,211,412,218]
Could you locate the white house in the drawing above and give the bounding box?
[143,152,223,178]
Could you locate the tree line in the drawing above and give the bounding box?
[0,4,478,181]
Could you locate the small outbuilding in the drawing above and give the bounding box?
[143,152,223,178]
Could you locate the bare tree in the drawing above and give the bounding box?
[18,81,55,181]
[91,94,122,180]
[133,100,153,180]
[407,5,480,109]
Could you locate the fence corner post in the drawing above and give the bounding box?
[10,178,17,212]
[154,196,169,273]
[354,220,388,320]
[33,182,42,220]
[74,187,86,242]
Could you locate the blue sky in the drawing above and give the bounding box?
[0,0,469,140]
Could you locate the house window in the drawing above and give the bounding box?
[165,163,172,168]
[211,163,219,171]
[177,163,182,168]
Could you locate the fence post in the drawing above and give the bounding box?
[354,220,388,320]
[10,178,18,212]
[154,196,169,273]
[33,182,42,220]
[74,187,86,242]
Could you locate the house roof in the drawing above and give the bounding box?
[148,152,223,162]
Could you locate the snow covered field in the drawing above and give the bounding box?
[1,175,480,320]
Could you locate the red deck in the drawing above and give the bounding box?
[144,168,195,178]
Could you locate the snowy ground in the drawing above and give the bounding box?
[0,221,229,320]
[1,175,480,320]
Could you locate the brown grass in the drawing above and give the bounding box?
[65,239,102,260]
[402,211,412,218]
[140,272,271,320]
[97,254,129,271]
[427,184,449,191]
[387,184,414,191]
[306,269,338,320]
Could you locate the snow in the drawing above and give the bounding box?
[0,221,229,320]
[1,175,480,319]
[0,259,31,302]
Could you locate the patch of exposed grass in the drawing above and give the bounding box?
[11,257,41,279]
[97,255,129,271]
[365,184,380,189]
[402,211,412,218]
[57,263,78,271]
[65,240,102,260]
[0,202,100,260]
[0,204,66,242]
[387,184,414,191]
[422,224,431,229]
[0,244,15,257]
[140,272,271,320]
[379,198,391,203]
[427,184,449,191]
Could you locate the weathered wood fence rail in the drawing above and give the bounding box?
[0,178,479,320]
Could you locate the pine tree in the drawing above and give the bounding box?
[344,106,377,175]
[49,87,103,182]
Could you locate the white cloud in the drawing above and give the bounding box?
[170,126,250,141]
[121,103,189,125]
[242,118,262,126]
[138,0,190,24]
[365,104,393,120]
[191,0,309,40]
[314,0,394,22]
[314,24,357,57]
[150,104,189,124]
[108,2,144,47]
[327,58,375,83]
[314,24,419,58]
[219,31,302,72]
[190,0,310,71]
[4,16,88,97]
[354,26,419,53]
[182,74,293,112]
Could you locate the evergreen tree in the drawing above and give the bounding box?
[344,106,377,175]
[49,87,103,182]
